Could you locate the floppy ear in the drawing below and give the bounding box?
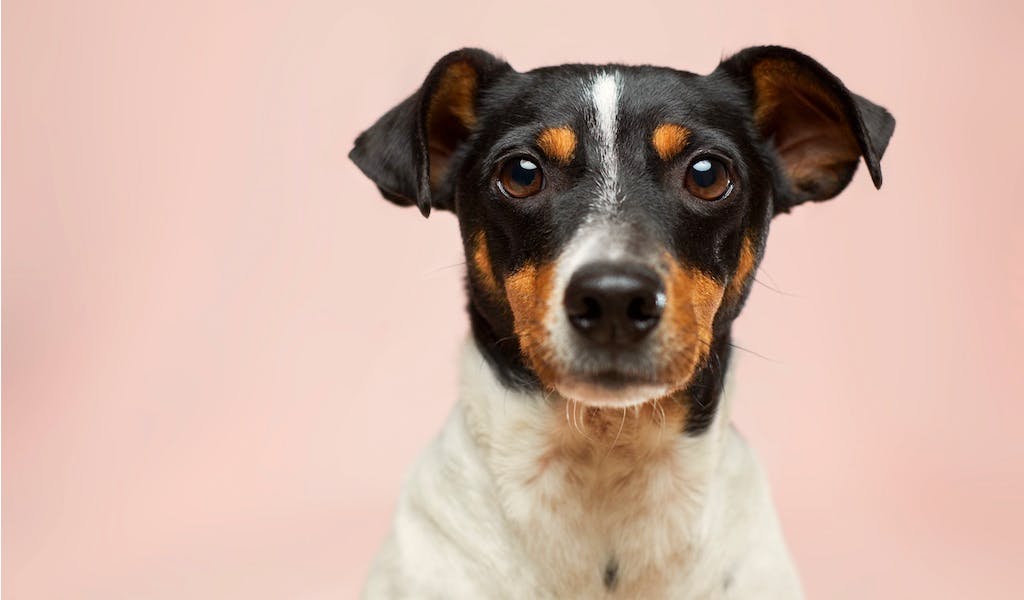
[348,48,511,217]
[717,46,895,213]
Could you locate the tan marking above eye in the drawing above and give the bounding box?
[651,124,691,161]
[537,127,577,165]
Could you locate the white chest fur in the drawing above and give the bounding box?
[362,342,802,599]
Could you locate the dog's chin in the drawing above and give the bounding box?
[555,378,671,409]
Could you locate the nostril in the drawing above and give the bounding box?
[626,293,664,329]
[569,296,603,330]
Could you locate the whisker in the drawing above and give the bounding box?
[754,266,799,297]
[601,407,628,463]
[564,394,573,431]
[728,342,778,363]
[572,399,594,442]
[491,335,518,346]
[423,261,467,275]
[654,398,666,445]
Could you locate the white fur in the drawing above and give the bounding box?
[589,72,622,213]
[362,340,803,599]
[554,378,670,409]
[547,229,623,369]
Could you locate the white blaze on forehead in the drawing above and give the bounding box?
[588,71,622,212]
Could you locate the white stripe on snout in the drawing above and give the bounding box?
[546,225,634,367]
[588,72,622,212]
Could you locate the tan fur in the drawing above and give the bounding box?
[537,126,577,165]
[751,59,860,188]
[725,234,758,306]
[426,61,478,189]
[505,262,559,385]
[651,123,691,161]
[428,61,478,129]
[470,231,501,300]
[658,255,725,386]
[545,396,689,477]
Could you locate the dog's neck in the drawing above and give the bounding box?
[455,337,735,592]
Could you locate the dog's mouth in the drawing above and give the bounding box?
[543,342,705,408]
[554,371,671,408]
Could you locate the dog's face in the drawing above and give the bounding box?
[351,47,893,421]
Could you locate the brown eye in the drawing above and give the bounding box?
[684,157,732,201]
[498,156,544,198]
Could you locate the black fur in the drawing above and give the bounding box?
[603,557,619,590]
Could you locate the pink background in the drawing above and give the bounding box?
[4,1,1023,598]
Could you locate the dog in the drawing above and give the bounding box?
[349,46,894,599]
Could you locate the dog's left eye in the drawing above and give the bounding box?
[498,156,544,198]
[685,157,733,201]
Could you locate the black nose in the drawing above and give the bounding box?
[563,262,665,346]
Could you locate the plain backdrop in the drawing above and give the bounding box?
[4,0,1023,598]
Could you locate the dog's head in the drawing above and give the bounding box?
[350,47,893,425]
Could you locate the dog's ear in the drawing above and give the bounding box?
[716,46,895,214]
[349,48,512,217]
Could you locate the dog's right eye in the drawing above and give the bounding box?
[498,156,544,198]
